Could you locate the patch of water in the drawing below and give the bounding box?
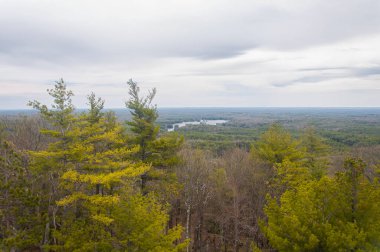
[167,120,228,132]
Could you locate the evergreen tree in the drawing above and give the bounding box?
[126,79,159,162]
[300,127,330,179]
[51,94,149,251]
[113,194,188,252]
[28,78,75,135]
[0,139,42,251]
[262,157,380,251]
[86,92,105,123]
[125,79,183,196]
[26,82,187,251]
[251,124,305,166]
[27,78,77,247]
[252,124,309,194]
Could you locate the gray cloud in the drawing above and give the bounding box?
[354,67,380,76]
[0,95,32,109]
[1,0,380,64]
[273,66,380,88]
[298,67,350,72]
[0,0,380,108]
[222,83,257,96]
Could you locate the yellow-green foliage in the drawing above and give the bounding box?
[56,193,120,207]
[273,158,311,190]
[113,194,189,252]
[48,98,152,250]
[61,165,149,186]
[0,140,42,250]
[22,82,186,251]
[300,127,330,179]
[262,158,380,251]
[251,124,305,165]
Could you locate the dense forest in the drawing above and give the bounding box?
[1,79,379,251]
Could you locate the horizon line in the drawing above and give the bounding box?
[1,106,380,111]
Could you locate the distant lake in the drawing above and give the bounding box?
[167,119,228,132]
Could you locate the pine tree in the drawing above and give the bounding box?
[0,139,42,251]
[126,79,159,162]
[262,157,380,251]
[27,79,77,247]
[113,194,188,252]
[28,78,75,135]
[51,94,149,251]
[252,124,309,194]
[251,124,305,165]
[125,79,183,196]
[27,81,187,251]
[300,127,330,179]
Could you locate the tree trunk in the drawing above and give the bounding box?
[233,194,239,252]
[186,203,191,252]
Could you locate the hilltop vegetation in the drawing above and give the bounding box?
[0,80,379,251]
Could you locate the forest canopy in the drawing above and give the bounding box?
[0,79,379,251]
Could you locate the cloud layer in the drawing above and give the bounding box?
[0,0,379,108]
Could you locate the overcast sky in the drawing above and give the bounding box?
[1,0,380,109]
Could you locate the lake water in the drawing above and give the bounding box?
[167,119,228,132]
